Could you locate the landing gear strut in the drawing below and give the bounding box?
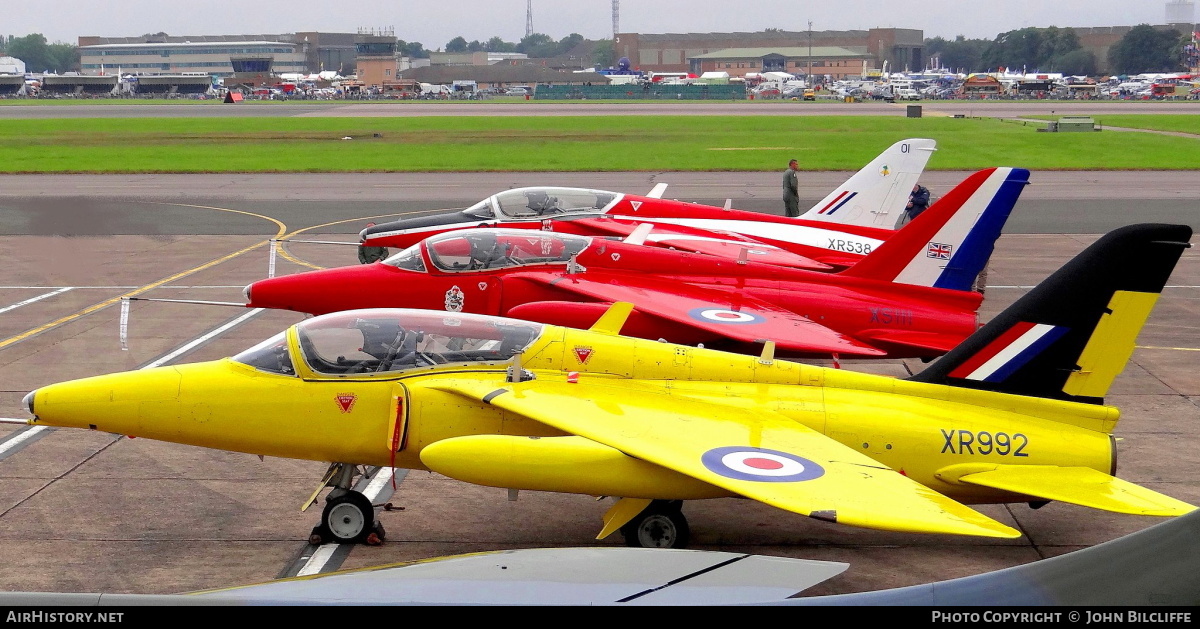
[620,500,690,549]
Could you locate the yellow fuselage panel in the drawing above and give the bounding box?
[525,329,814,385]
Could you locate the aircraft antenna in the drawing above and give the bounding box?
[612,0,619,38]
[526,0,534,38]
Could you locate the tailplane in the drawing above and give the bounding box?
[909,224,1192,404]
[839,167,1029,290]
[799,138,936,228]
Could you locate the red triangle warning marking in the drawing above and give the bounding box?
[336,393,357,413]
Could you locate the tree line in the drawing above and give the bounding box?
[432,32,615,68]
[0,34,79,73]
[927,24,1195,76]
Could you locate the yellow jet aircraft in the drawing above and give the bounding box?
[13,224,1195,548]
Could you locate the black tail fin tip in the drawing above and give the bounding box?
[911,224,1192,404]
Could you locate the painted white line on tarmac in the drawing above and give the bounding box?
[142,308,265,369]
[296,545,341,577]
[363,467,396,499]
[0,288,74,315]
[0,426,47,457]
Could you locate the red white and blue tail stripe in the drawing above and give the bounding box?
[815,191,858,216]
[946,322,1070,383]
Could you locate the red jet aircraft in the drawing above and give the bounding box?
[246,170,1027,359]
[359,139,947,270]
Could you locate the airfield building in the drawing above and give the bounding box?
[688,46,874,80]
[616,29,924,76]
[77,33,360,78]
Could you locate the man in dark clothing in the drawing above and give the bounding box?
[357,222,389,264]
[893,182,932,228]
[906,183,931,221]
[782,158,800,217]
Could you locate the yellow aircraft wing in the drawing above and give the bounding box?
[431,378,1020,538]
[955,465,1196,516]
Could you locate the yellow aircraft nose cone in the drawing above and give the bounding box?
[22,390,35,415]
[32,367,182,433]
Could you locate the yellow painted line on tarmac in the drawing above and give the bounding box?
[0,204,287,352]
[0,241,272,351]
[275,207,464,271]
[143,202,288,235]
[1136,345,1200,352]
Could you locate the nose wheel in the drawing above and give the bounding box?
[310,490,384,545]
[620,500,690,549]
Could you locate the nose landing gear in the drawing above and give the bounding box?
[305,464,388,546]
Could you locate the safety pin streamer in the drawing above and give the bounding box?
[119,297,130,351]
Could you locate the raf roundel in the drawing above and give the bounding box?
[687,307,766,325]
[701,446,825,483]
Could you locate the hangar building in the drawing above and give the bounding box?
[615,29,924,76]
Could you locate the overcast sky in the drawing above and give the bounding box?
[6,1,1195,49]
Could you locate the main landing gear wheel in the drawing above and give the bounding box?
[621,500,690,549]
[312,491,378,545]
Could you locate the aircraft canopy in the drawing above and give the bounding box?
[466,187,623,219]
[290,309,544,377]
[422,229,591,272]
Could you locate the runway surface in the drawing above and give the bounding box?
[0,170,1197,599]
[1,170,1197,236]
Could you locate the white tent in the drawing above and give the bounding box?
[0,56,26,75]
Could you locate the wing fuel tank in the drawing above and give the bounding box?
[421,434,732,499]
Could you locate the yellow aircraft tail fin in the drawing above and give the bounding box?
[911,224,1191,405]
[949,464,1197,517]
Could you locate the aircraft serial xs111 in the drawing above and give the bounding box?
[359,138,940,269]
[12,224,1194,548]
[246,168,1026,359]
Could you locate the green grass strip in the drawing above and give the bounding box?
[1,115,1197,173]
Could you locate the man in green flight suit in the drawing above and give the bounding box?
[782,158,800,217]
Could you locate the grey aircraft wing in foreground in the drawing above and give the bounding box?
[1,509,1197,606]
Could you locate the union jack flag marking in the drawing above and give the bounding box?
[927,242,953,259]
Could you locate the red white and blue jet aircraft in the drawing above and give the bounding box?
[246,168,1028,359]
[359,138,943,270]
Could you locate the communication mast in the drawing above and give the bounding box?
[613,0,619,38]
[526,0,534,38]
